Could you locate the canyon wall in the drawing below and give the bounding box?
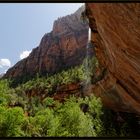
[4,6,88,78]
[86,3,140,114]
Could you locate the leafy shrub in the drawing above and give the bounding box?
[56,96,98,136]
[43,97,55,107]
[19,95,104,137]
[0,106,25,137]
[0,80,10,103]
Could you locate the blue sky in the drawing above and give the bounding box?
[0,3,84,74]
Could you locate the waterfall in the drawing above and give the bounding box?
[85,27,92,85]
[80,6,96,97]
[82,27,93,97]
[88,27,91,42]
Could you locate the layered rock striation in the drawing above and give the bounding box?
[86,3,140,114]
[4,6,88,78]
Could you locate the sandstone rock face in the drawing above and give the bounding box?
[86,3,140,114]
[4,6,88,78]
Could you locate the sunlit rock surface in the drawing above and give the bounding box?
[86,3,140,114]
[4,6,88,78]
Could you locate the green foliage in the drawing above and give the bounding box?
[77,96,104,135]
[0,77,138,137]
[0,106,25,137]
[0,79,11,106]
[11,63,86,98]
[28,109,60,136]
[8,73,34,88]
[43,97,55,107]
[21,95,104,137]
[0,82,105,137]
[56,96,99,136]
[0,55,138,137]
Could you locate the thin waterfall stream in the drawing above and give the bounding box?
[85,27,92,85]
[80,6,96,97]
[82,27,95,97]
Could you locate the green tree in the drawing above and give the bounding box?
[0,106,25,137]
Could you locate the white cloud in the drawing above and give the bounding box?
[20,50,31,59]
[0,59,11,68]
[4,69,8,73]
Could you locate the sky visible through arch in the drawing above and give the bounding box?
[0,3,84,74]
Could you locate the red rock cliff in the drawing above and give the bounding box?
[86,3,140,114]
[4,6,88,78]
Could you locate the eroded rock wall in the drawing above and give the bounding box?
[86,3,140,114]
[4,6,88,78]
